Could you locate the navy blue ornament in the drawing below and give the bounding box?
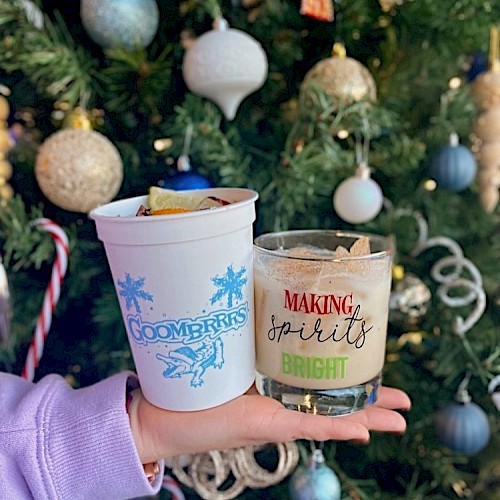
[160,171,212,191]
[81,0,159,49]
[429,133,477,192]
[289,449,341,500]
[160,154,213,191]
[467,52,488,82]
[435,383,491,456]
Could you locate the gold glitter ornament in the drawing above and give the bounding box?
[35,129,123,213]
[301,42,377,105]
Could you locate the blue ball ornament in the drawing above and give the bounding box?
[429,133,477,192]
[81,0,159,49]
[435,399,491,455]
[160,154,213,190]
[289,450,341,500]
[160,171,213,191]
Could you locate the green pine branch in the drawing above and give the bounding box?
[0,1,95,106]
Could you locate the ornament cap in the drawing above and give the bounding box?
[177,154,191,172]
[213,17,229,31]
[63,107,93,131]
[448,132,459,147]
[455,389,472,404]
[392,264,405,281]
[310,448,326,466]
[355,161,372,179]
[332,42,347,58]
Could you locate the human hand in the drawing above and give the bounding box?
[129,385,411,464]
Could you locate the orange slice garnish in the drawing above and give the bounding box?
[151,207,192,215]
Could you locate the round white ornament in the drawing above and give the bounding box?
[333,162,384,224]
[35,129,123,213]
[182,18,268,121]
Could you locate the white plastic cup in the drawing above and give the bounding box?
[90,188,259,411]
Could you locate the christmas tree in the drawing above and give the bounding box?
[0,0,499,498]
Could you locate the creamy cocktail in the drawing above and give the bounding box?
[254,230,393,415]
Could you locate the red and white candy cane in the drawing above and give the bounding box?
[21,218,69,382]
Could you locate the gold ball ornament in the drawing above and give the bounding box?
[301,43,377,105]
[472,70,500,110]
[35,129,123,213]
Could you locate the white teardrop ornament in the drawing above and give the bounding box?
[182,18,268,120]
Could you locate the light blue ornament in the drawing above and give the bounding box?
[435,380,491,456]
[429,133,477,192]
[81,0,159,49]
[289,449,341,500]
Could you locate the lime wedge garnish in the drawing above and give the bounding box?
[148,187,221,212]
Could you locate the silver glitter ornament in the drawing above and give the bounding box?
[389,268,431,329]
[301,42,376,106]
[35,129,123,213]
[81,0,159,49]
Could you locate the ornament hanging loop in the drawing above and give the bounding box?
[354,126,372,178]
[455,371,472,404]
[355,119,371,166]
[178,123,194,172]
[205,0,223,24]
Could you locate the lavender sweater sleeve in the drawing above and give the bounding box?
[0,371,164,499]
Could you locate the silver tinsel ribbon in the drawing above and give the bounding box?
[167,442,299,500]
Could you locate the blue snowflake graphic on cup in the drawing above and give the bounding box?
[117,273,153,313]
[116,265,249,388]
[210,264,247,307]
